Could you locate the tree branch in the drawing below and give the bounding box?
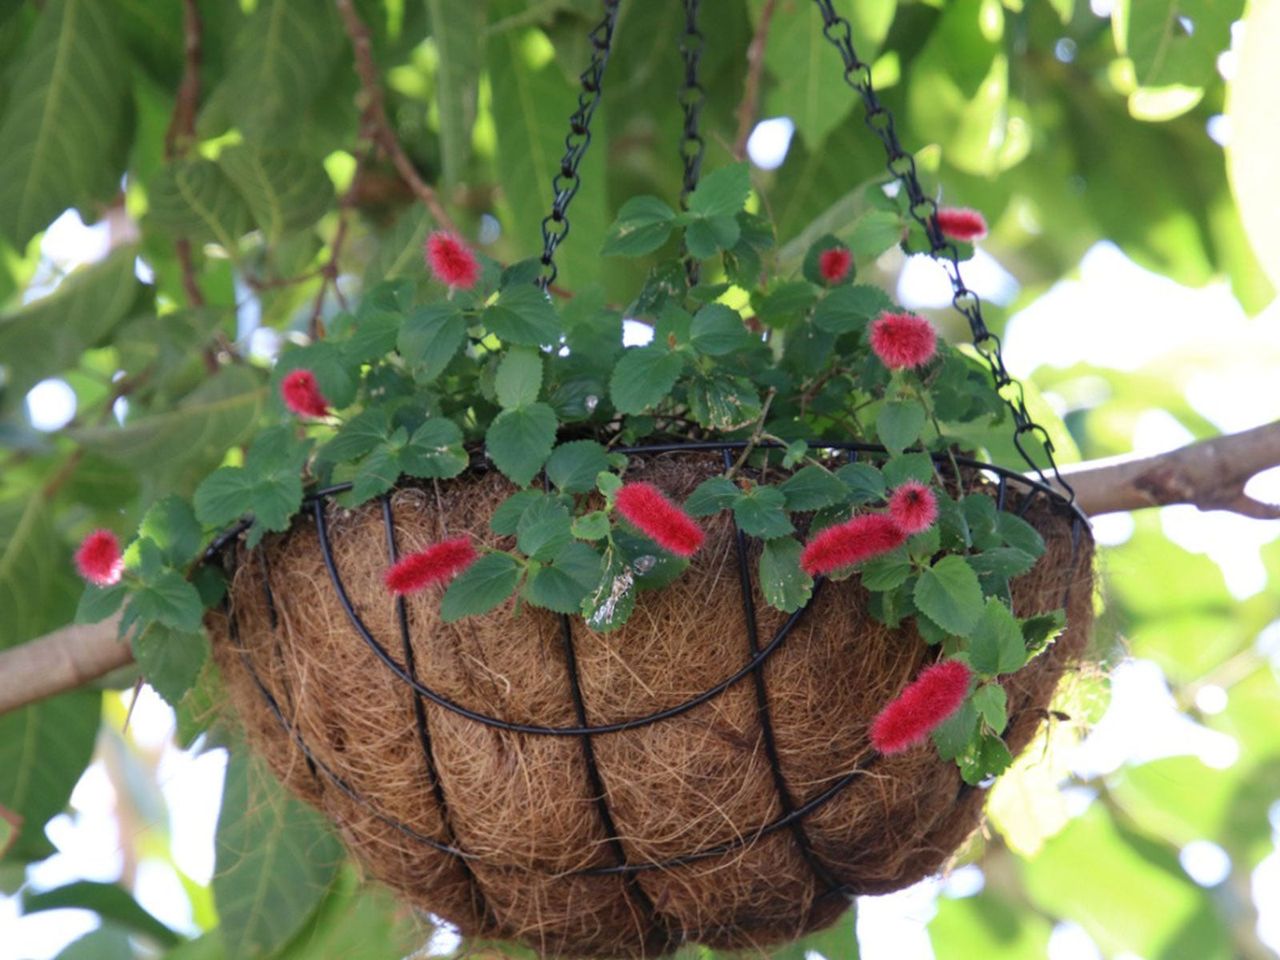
[733,0,776,161]
[2,423,1277,717]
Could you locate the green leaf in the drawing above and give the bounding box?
[571,511,611,541]
[425,0,483,188]
[214,750,344,959]
[440,553,521,622]
[23,881,181,948]
[401,419,468,479]
[834,462,887,503]
[756,0,855,150]
[968,597,1027,676]
[76,584,127,625]
[146,158,253,248]
[132,624,209,706]
[759,537,813,613]
[490,489,546,536]
[1022,609,1067,654]
[524,542,602,613]
[318,408,390,464]
[848,210,904,257]
[959,733,1014,785]
[495,347,544,409]
[779,466,849,511]
[684,214,741,259]
[861,553,912,592]
[348,442,402,505]
[581,549,637,632]
[137,496,203,567]
[1119,0,1243,89]
[516,496,573,561]
[882,453,935,487]
[120,570,205,635]
[609,345,685,414]
[0,0,131,247]
[687,162,751,219]
[971,683,1008,735]
[813,284,894,334]
[913,555,984,637]
[217,145,334,241]
[193,429,307,545]
[968,546,1038,581]
[398,303,467,383]
[482,286,563,346]
[733,486,794,539]
[876,400,926,454]
[996,511,1046,557]
[690,303,753,355]
[602,195,676,256]
[755,281,819,328]
[546,440,609,494]
[485,402,557,486]
[687,375,762,431]
[686,476,740,516]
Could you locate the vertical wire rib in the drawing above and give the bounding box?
[721,450,846,897]
[380,496,493,927]
[556,611,663,937]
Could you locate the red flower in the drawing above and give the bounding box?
[615,482,705,558]
[385,538,477,595]
[935,207,988,243]
[888,481,938,535]
[75,530,124,586]
[800,513,906,576]
[280,370,329,418]
[818,247,853,283]
[425,231,480,290]
[870,659,973,755]
[869,311,937,370]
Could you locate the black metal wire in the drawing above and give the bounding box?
[537,0,621,290]
[809,0,1076,503]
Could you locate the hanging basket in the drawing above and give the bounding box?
[207,445,1093,957]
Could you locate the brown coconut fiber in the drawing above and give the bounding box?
[207,452,1094,958]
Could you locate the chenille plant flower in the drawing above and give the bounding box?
[817,246,853,284]
[74,530,124,587]
[870,660,973,754]
[888,481,938,535]
[869,310,938,370]
[935,207,988,243]
[281,369,329,418]
[385,538,479,595]
[615,483,705,558]
[426,231,481,290]
[800,514,907,576]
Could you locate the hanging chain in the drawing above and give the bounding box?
[810,0,1075,501]
[537,0,622,291]
[677,0,707,285]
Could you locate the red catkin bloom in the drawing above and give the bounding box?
[870,659,973,754]
[280,369,329,418]
[818,246,853,283]
[800,513,906,576]
[888,481,938,535]
[425,231,481,290]
[75,530,124,586]
[384,538,478,595]
[869,311,938,370]
[615,482,705,558]
[935,207,988,243]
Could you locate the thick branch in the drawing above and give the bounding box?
[2,424,1277,717]
[0,614,129,715]
[1049,420,1280,520]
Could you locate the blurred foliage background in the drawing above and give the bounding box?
[0,0,1278,958]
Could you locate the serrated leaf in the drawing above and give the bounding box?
[146,158,253,248]
[0,0,131,247]
[755,281,819,328]
[687,162,751,219]
[848,210,903,257]
[687,375,762,431]
[972,683,1008,735]
[571,510,611,541]
[401,419,467,479]
[876,400,926,454]
[318,408,389,464]
[546,440,609,494]
[609,345,684,414]
[757,0,855,150]
[485,402,557,486]
[523,542,602,613]
[834,461,887,503]
[76,584,127,625]
[482,286,563,346]
[120,570,205,635]
[217,145,333,241]
[732,486,793,538]
[813,284,894,334]
[996,511,1047,557]
[214,750,343,959]
[602,195,676,256]
[132,624,209,707]
[861,553,912,591]
[883,453,935,487]
[759,537,813,613]
[931,699,979,761]
[969,597,1028,676]
[779,465,848,511]
[914,555,984,637]
[137,496,203,568]
[690,302,753,355]
[685,476,739,516]
[490,489,547,536]
[495,348,543,409]
[516,496,573,561]
[440,553,521,622]
[398,303,467,383]
[684,213,740,258]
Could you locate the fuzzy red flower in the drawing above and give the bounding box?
[888,481,938,535]
[615,482,705,558]
[869,311,937,370]
[280,369,329,418]
[385,538,477,595]
[935,207,988,243]
[800,513,906,576]
[818,246,853,283]
[425,231,480,290]
[870,659,973,754]
[75,530,124,586]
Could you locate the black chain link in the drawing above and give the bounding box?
[537,0,622,291]
[810,0,1075,500]
[677,0,707,285]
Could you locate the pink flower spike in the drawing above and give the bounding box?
[800,513,906,576]
[935,207,988,243]
[818,246,853,284]
[869,311,937,370]
[385,538,478,595]
[75,530,124,586]
[425,231,481,290]
[889,481,938,535]
[615,482,705,558]
[870,660,973,754]
[281,369,329,418]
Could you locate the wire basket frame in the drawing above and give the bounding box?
[214,442,1087,913]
